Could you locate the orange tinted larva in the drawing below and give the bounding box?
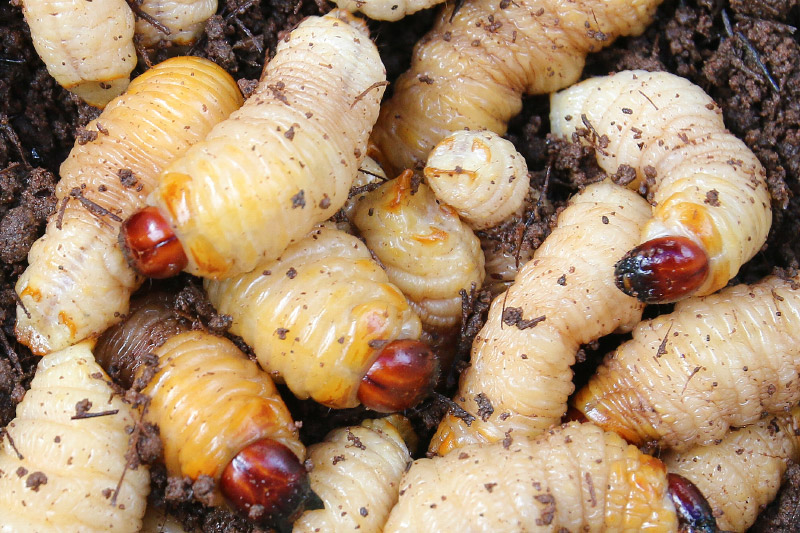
[550,70,771,302]
[0,341,150,531]
[14,57,242,355]
[429,182,650,455]
[370,0,663,174]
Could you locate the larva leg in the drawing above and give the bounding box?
[0,340,149,532]
[20,0,136,107]
[14,56,243,355]
[294,415,415,533]
[370,0,663,174]
[204,226,437,411]
[136,0,217,47]
[385,422,716,532]
[550,70,771,302]
[351,170,485,331]
[572,274,800,451]
[429,181,650,455]
[93,294,309,522]
[663,407,800,532]
[121,10,387,279]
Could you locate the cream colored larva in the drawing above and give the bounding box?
[205,227,422,409]
[0,341,149,532]
[136,0,218,47]
[429,182,649,455]
[424,130,529,230]
[14,57,243,355]
[293,415,415,533]
[351,170,485,330]
[332,0,443,21]
[663,406,800,532]
[137,10,386,279]
[370,0,664,174]
[573,274,800,451]
[385,422,681,532]
[550,70,771,302]
[20,0,136,107]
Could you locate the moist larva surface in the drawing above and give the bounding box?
[135,0,218,47]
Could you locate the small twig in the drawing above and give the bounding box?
[0,428,24,460]
[0,115,30,168]
[0,327,23,376]
[637,90,659,111]
[70,409,120,420]
[351,81,390,109]
[69,187,123,224]
[722,9,780,93]
[124,0,171,35]
[11,290,30,320]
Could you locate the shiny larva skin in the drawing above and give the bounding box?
[573,275,800,451]
[136,0,217,47]
[550,70,771,299]
[332,0,443,21]
[0,341,149,532]
[148,11,386,279]
[144,330,305,490]
[385,422,679,532]
[14,57,243,356]
[293,415,415,533]
[429,182,649,455]
[424,130,529,230]
[205,227,422,409]
[663,407,800,532]
[370,0,662,173]
[351,172,484,330]
[21,0,136,107]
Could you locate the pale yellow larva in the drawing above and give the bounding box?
[205,227,422,409]
[14,56,242,356]
[136,0,218,47]
[573,274,800,451]
[370,0,663,174]
[20,0,136,107]
[424,130,529,230]
[429,181,650,456]
[0,340,149,532]
[351,170,484,330]
[145,10,386,279]
[384,422,680,532]
[331,0,443,21]
[550,70,771,301]
[663,406,800,532]
[293,415,415,533]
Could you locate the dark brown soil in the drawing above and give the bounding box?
[1,0,799,531]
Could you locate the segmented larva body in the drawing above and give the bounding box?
[143,10,386,279]
[351,171,484,330]
[20,0,136,107]
[573,274,800,451]
[144,330,305,491]
[331,0,442,21]
[384,422,679,532]
[663,406,800,532]
[429,182,649,456]
[136,0,217,47]
[550,70,771,302]
[0,340,149,532]
[14,56,243,356]
[423,130,528,230]
[205,227,422,409]
[140,508,194,533]
[293,415,415,533]
[370,0,663,173]
[341,156,389,224]
[480,236,534,296]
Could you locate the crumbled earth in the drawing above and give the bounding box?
[0,0,799,531]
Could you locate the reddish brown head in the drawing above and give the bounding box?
[358,339,439,413]
[120,206,187,278]
[615,236,709,303]
[667,473,718,533]
[220,439,310,523]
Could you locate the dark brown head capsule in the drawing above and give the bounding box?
[358,339,440,413]
[120,206,187,278]
[668,473,719,533]
[220,438,310,523]
[615,236,709,303]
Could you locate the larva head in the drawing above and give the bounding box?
[120,206,188,278]
[615,236,709,303]
[358,339,440,413]
[667,473,718,533]
[220,439,310,524]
